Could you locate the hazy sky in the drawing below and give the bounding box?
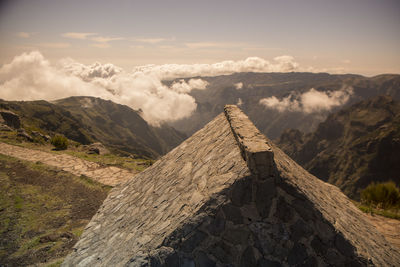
[0,0,399,75]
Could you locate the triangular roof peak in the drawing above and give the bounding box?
[63,105,400,267]
[224,105,274,180]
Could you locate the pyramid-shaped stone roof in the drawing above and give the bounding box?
[63,105,400,266]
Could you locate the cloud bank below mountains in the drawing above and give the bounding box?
[0,51,299,125]
[133,55,299,80]
[259,86,353,113]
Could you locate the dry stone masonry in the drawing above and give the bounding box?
[63,106,400,266]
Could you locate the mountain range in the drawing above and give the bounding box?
[277,95,400,199]
[168,72,400,140]
[1,72,399,198]
[0,96,185,158]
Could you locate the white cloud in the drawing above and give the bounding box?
[185,42,235,49]
[0,51,198,125]
[158,45,176,49]
[61,32,97,40]
[91,36,124,43]
[0,51,300,126]
[59,59,122,81]
[38,42,71,48]
[259,86,353,113]
[302,65,348,75]
[133,55,299,80]
[61,32,124,48]
[260,95,300,112]
[90,43,110,49]
[188,79,209,90]
[0,51,112,101]
[135,38,167,44]
[16,32,35,38]
[170,79,209,93]
[234,82,243,90]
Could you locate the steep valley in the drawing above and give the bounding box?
[277,95,400,199]
[168,72,400,140]
[0,96,186,159]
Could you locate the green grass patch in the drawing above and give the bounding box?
[71,228,84,238]
[59,149,153,172]
[44,258,64,267]
[356,181,400,220]
[77,174,112,191]
[51,135,68,150]
[0,154,110,266]
[14,195,23,210]
[357,203,400,220]
[361,181,400,209]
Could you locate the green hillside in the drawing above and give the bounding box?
[0,97,186,159]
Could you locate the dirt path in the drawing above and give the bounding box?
[0,142,135,186]
[366,213,400,249]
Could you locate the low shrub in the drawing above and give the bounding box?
[51,135,68,150]
[361,181,400,209]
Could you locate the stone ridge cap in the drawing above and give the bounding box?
[224,105,272,153]
[224,105,274,180]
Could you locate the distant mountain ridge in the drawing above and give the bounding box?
[0,97,185,158]
[168,72,400,139]
[277,95,400,199]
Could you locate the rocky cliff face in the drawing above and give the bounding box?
[0,110,21,129]
[63,105,400,267]
[278,95,400,199]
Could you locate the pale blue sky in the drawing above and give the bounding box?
[0,0,399,75]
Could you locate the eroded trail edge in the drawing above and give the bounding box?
[0,142,134,186]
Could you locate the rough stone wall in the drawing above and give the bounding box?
[271,142,400,266]
[62,113,251,266]
[63,106,400,267]
[224,105,274,180]
[152,174,370,266]
[141,106,400,266]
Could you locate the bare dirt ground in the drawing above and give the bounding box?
[366,213,400,249]
[0,142,135,186]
